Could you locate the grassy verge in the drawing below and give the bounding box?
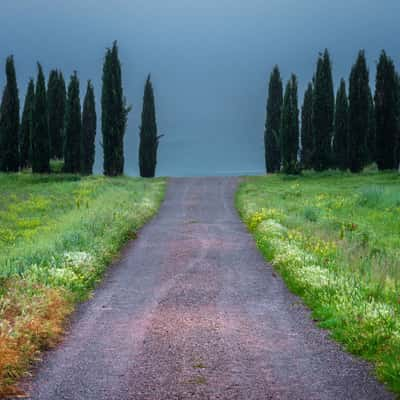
[0,173,166,396]
[236,171,400,394]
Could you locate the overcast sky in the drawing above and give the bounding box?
[1,0,399,176]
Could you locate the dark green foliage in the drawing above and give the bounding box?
[31,64,50,173]
[58,73,66,155]
[301,82,313,169]
[63,72,81,173]
[47,70,66,159]
[312,49,335,171]
[333,79,349,171]
[264,66,283,173]
[396,74,400,168]
[375,51,398,170]
[0,56,20,172]
[81,81,96,175]
[47,70,58,158]
[280,74,300,174]
[139,75,162,178]
[102,41,131,176]
[348,50,370,173]
[367,88,376,164]
[19,79,35,169]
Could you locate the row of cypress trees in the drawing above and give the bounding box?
[0,57,97,174]
[265,49,400,174]
[0,41,162,177]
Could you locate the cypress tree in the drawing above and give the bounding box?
[81,80,96,175]
[31,63,50,173]
[375,51,398,170]
[333,79,349,171]
[281,74,300,174]
[19,79,35,169]
[301,82,313,169]
[264,66,283,173]
[139,75,162,178]
[47,70,58,158]
[312,49,335,171]
[47,70,66,159]
[348,50,370,173]
[367,88,376,164]
[63,72,81,173]
[396,73,400,169]
[58,72,67,158]
[0,56,20,172]
[102,41,131,176]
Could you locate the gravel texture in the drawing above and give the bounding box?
[17,177,393,400]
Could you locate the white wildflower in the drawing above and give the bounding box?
[63,251,93,267]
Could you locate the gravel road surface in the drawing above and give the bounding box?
[18,177,393,400]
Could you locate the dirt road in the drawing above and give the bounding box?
[20,178,393,399]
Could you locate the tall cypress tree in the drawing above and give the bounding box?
[19,79,35,169]
[281,74,300,174]
[301,82,313,169]
[396,73,400,169]
[375,51,398,170]
[0,56,20,172]
[139,75,162,178]
[367,88,376,164]
[31,63,50,173]
[333,79,349,171]
[47,69,58,158]
[102,41,130,176]
[81,80,96,175]
[58,72,67,158]
[47,70,66,159]
[264,66,283,173]
[348,50,370,173]
[63,72,81,173]
[312,49,334,171]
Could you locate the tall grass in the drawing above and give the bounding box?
[358,185,400,208]
[236,171,400,394]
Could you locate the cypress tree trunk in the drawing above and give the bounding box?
[333,79,349,171]
[32,63,50,173]
[64,72,82,173]
[0,56,20,172]
[81,81,96,175]
[102,41,130,176]
[312,49,334,171]
[281,75,300,174]
[348,50,370,173]
[139,75,161,178]
[47,70,66,159]
[300,82,313,169]
[264,66,283,173]
[375,51,398,170]
[19,79,35,169]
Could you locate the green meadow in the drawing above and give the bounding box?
[237,171,400,393]
[0,173,165,395]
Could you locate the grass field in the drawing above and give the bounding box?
[0,173,166,396]
[236,170,400,394]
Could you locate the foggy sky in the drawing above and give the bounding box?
[1,0,399,176]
